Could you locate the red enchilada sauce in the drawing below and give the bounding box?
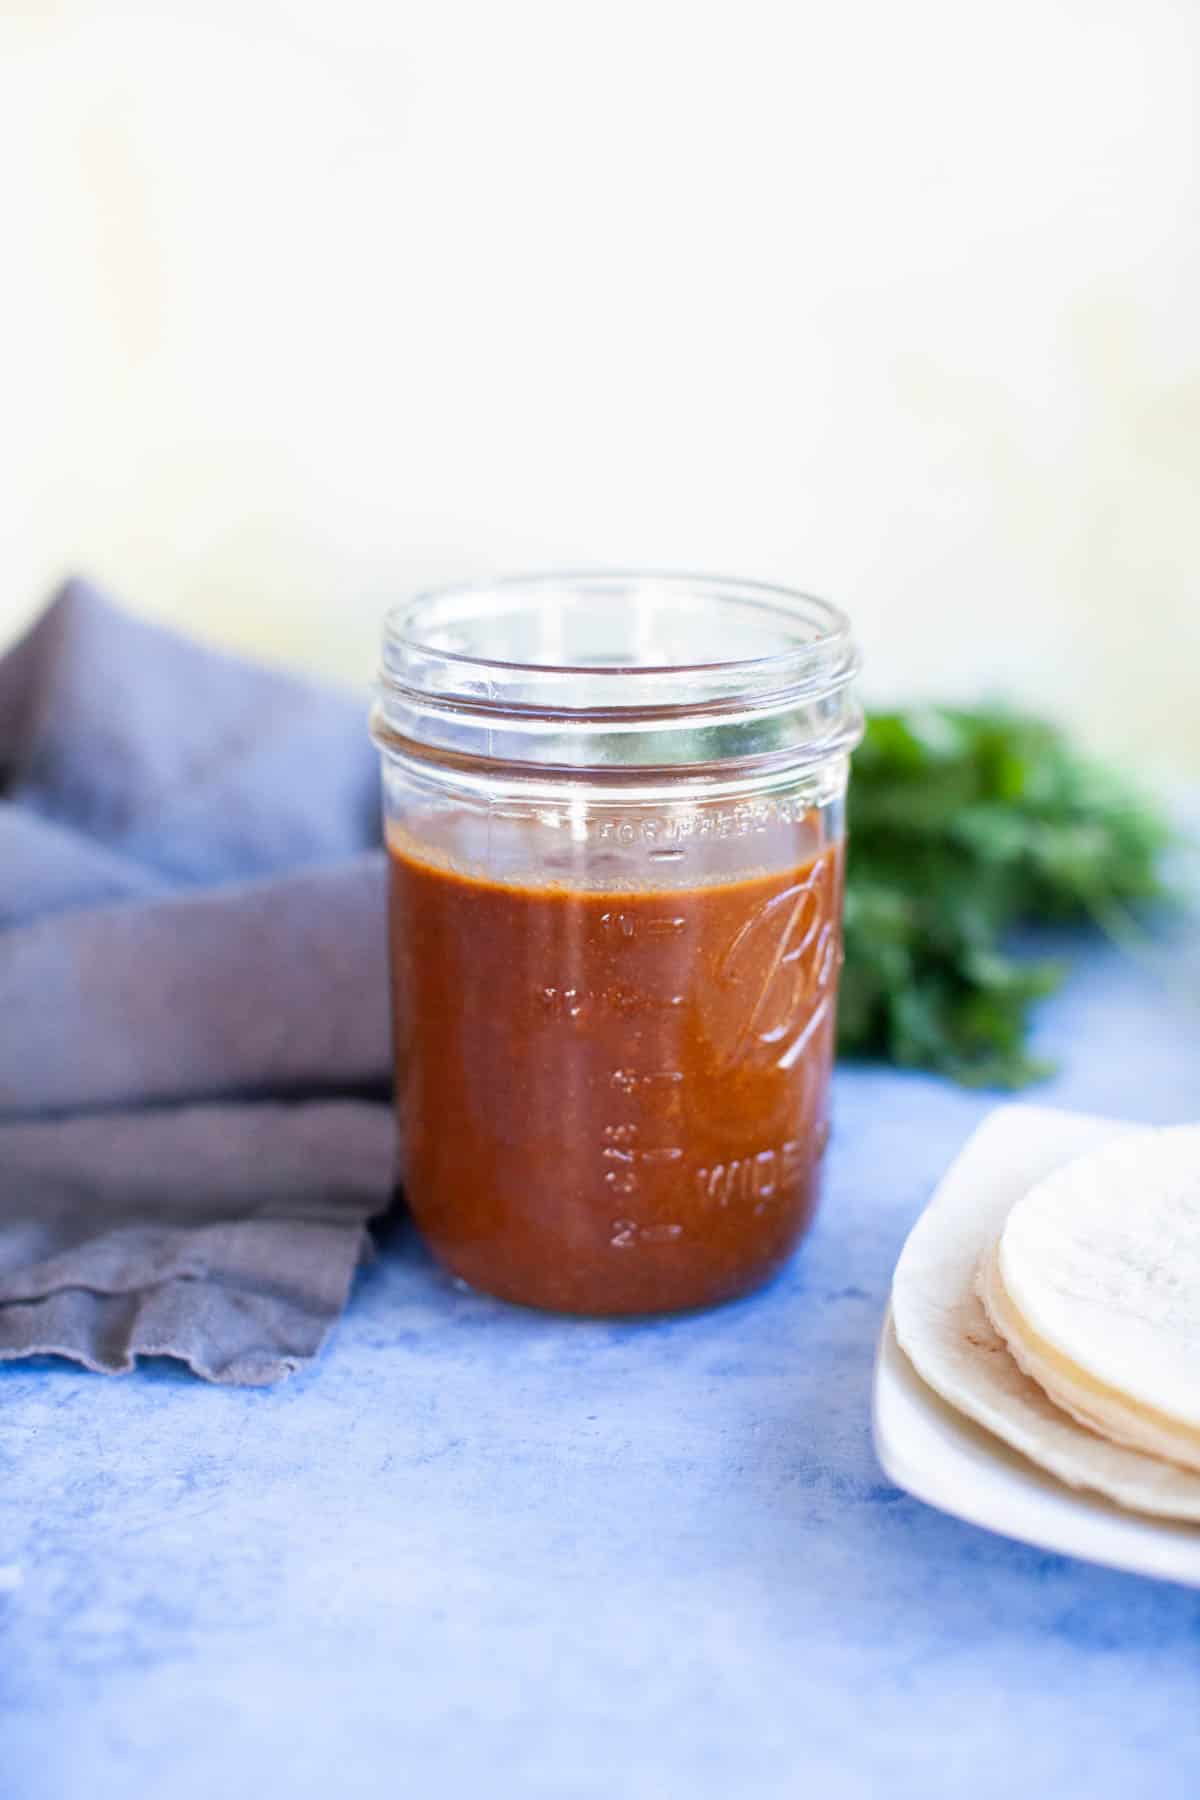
[388,822,843,1315]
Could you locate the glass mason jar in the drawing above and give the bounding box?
[371,574,862,1316]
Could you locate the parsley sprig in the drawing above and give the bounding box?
[838,707,1174,1087]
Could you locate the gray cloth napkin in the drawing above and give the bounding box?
[0,580,394,1383]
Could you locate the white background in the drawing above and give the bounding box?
[2,2,1197,771]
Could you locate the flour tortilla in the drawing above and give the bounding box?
[891,1106,1200,1522]
[997,1125,1200,1437]
[978,1238,1200,1474]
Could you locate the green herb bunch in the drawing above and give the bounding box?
[838,707,1173,1088]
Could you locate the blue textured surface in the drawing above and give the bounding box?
[3,939,1199,1800]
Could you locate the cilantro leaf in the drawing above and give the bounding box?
[839,706,1173,1085]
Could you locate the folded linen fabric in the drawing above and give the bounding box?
[0,581,394,1383]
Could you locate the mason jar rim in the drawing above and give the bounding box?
[380,570,858,700]
[373,571,862,782]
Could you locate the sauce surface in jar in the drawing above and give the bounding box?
[389,819,843,1315]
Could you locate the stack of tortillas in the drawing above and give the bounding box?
[892,1111,1200,1521]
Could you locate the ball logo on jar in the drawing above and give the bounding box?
[716,855,839,1071]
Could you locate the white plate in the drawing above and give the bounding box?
[873,1103,1200,1589]
[874,1310,1200,1586]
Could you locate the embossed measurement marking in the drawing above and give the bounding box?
[601,1141,684,1168]
[600,911,687,940]
[610,1219,684,1249]
[604,1164,639,1196]
[610,1068,684,1095]
[602,1074,686,1219]
[540,984,686,1020]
